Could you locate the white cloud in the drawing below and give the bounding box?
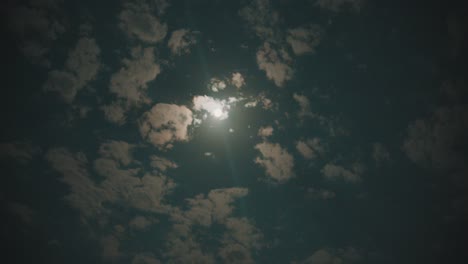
[139,103,193,150]
[150,155,178,172]
[287,25,322,55]
[192,95,239,120]
[315,0,363,12]
[258,126,274,138]
[208,78,227,92]
[300,248,342,264]
[98,140,135,166]
[43,37,100,103]
[168,29,197,55]
[119,1,167,43]
[254,142,295,182]
[101,101,127,125]
[231,72,246,89]
[321,163,361,182]
[296,138,326,160]
[256,42,294,87]
[109,46,160,106]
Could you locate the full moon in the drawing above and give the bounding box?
[213,108,223,118]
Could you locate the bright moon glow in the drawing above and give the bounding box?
[213,108,223,118]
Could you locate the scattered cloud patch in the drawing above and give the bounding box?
[208,78,227,92]
[296,138,326,160]
[287,25,323,55]
[306,188,336,200]
[258,126,274,138]
[231,72,246,89]
[168,29,197,55]
[192,95,240,120]
[139,103,193,150]
[119,1,167,43]
[254,142,295,183]
[256,42,294,87]
[321,163,362,182]
[293,93,315,119]
[150,155,178,172]
[315,0,363,12]
[0,141,40,163]
[372,142,390,165]
[43,37,100,103]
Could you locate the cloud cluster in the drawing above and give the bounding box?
[254,142,295,183]
[43,37,100,103]
[119,1,167,43]
[298,247,362,264]
[150,155,178,172]
[293,93,315,119]
[168,29,197,55]
[0,141,40,163]
[208,78,227,92]
[139,103,193,150]
[258,126,274,138]
[372,142,390,165]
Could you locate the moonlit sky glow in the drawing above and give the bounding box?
[2,0,468,263]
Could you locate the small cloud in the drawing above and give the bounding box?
[43,37,100,103]
[372,142,390,166]
[306,188,336,200]
[192,95,240,120]
[129,216,154,230]
[296,138,326,160]
[8,202,35,225]
[119,1,167,43]
[139,103,193,150]
[231,72,245,89]
[293,93,315,119]
[256,42,293,87]
[150,155,178,172]
[131,253,161,264]
[321,163,362,182]
[0,141,40,163]
[168,28,197,55]
[258,126,274,138]
[208,78,227,92]
[287,24,322,55]
[254,142,295,183]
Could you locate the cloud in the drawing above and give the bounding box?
[293,93,315,119]
[7,1,66,66]
[43,37,100,103]
[372,142,390,165]
[98,140,135,166]
[208,78,227,92]
[168,29,197,55]
[109,46,161,105]
[100,235,122,261]
[258,126,274,138]
[287,25,323,55]
[0,141,40,163]
[150,155,178,172]
[139,103,193,150]
[129,216,154,230]
[192,95,240,120]
[119,1,167,43]
[321,163,362,182]
[254,142,295,182]
[101,101,127,125]
[231,72,246,89]
[239,0,280,40]
[45,148,106,221]
[315,0,363,12]
[184,188,249,226]
[256,42,294,87]
[402,106,468,170]
[296,138,326,160]
[8,202,35,225]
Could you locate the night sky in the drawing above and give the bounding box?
[2,0,468,263]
